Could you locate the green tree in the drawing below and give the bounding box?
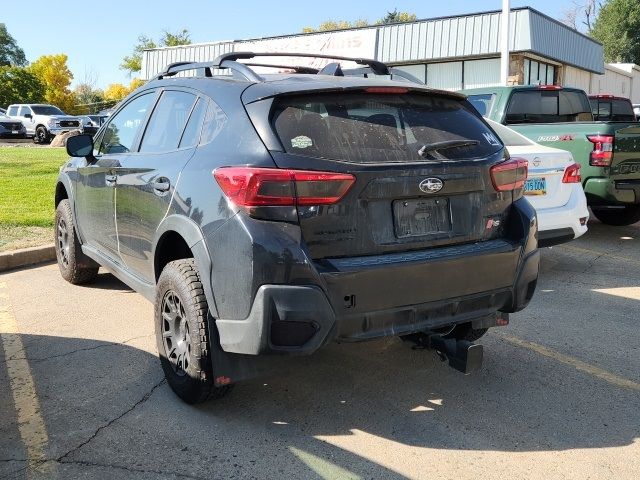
[591,0,640,63]
[376,9,418,24]
[121,30,191,76]
[302,11,416,32]
[0,66,44,107]
[0,23,26,67]
[28,54,76,113]
[73,84,105,110]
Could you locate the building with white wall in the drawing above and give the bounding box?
[142,6,609,94]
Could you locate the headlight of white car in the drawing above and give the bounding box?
[47,119,57,127]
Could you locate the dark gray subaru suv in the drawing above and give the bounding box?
[55,53,539,403]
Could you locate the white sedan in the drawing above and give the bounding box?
[486,119,589,247]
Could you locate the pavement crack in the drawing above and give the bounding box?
[6,334,154,362]
[57,378,166,462]
[58,459,209,479]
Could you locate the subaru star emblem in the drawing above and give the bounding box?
[419,178,444,194]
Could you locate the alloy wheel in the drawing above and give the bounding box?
[161,291,191,376]
[57,217,70,268]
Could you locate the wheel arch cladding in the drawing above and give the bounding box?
[55,181,68,207]
[153,215,219,317]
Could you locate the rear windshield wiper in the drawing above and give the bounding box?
[418,140,479,158]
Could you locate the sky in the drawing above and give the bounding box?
[4,0,573,89]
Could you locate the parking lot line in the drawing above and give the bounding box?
[0,282,54,477]
[497,333,640,392]
[559,244,640,266]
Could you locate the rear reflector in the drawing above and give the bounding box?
[587,135,614,167]
[213,167,355,207]
[490,158,528,192]
[364,87,409,94]
[562,163,581,183]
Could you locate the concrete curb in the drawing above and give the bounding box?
[0,244,56,273]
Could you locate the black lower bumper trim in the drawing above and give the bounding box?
[538,228,575,247]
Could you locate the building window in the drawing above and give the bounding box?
[524,58,556,85]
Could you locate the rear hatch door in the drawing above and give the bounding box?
[249,88,512,260]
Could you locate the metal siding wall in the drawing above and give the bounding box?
[563,66,591,92]
[590,67,632,98]
[393,64,426,83]
[528,10,603,74]
[464,58,501,89]
[426,62,463,90]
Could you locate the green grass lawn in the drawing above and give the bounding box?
[0,147,67,227]
[0,147,67,251]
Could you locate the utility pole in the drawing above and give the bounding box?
[501,0,510,86]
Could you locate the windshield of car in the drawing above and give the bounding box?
[505,90,593,124]
[271,92,503,163]
[467,94,496,117]
[31,105,66,116]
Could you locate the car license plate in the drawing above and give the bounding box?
[393,198,452,238]
[524,177,547,196]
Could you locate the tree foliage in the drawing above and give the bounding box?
[591,0,640,63]
[28,54,76,113]
[103,79,146,103]
[0,24,26,67]
[302,10,416,32]
[0,66,44,107]
[376,10,418,25]
[121,30,191,76]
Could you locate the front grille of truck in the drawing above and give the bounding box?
[0,122,21,129]
[59,121,79,127]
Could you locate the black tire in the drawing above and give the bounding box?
[442,323,488,342]
[55,199,99,284]
[592,206,640,226]
[33,126,49,144]
[155,259,232,404]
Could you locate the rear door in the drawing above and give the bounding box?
[115,89,207,283]
[263,90,510,260]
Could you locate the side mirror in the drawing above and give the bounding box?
[24,113,32,119]
[66,134,94,159]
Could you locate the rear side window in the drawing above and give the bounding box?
[8,106,18,116]
[590,99,635,122]
[140,91,197,153]
[467,94,495,117]
[179,98,207,148]
[505,90,593,124]
[271,92,503,163]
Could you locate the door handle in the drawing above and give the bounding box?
[105,174,117,186]
[153,177,171,194]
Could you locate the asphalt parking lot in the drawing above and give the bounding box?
[1,220,639,480]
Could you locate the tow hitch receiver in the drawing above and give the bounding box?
[408,334,484,374]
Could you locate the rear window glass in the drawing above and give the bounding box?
[467,94,495,117]
[590,99,636,122]
[271,92,503,163]
[505,90,593,124]
[485,119,533,147]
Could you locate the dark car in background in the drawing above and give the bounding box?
[0,112,27,138]
[80,115,109,136]
[55,53,539,404]
[588,94,637,122]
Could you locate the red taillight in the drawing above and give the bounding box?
[562,163,581,183]
[587,135,614,167]
[364,87,409,94]
[213,167,355,207]
[490,158,528,192]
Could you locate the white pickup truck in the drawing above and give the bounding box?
[6,104,83,144]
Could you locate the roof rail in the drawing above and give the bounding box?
[211,51,391,76]
[153,52,422,84]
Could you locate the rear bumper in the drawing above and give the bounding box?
[213,199,539,355]
[535,185,589,246]
[584,177,640,205]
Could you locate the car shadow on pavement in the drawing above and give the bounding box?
[1,330,639,479]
